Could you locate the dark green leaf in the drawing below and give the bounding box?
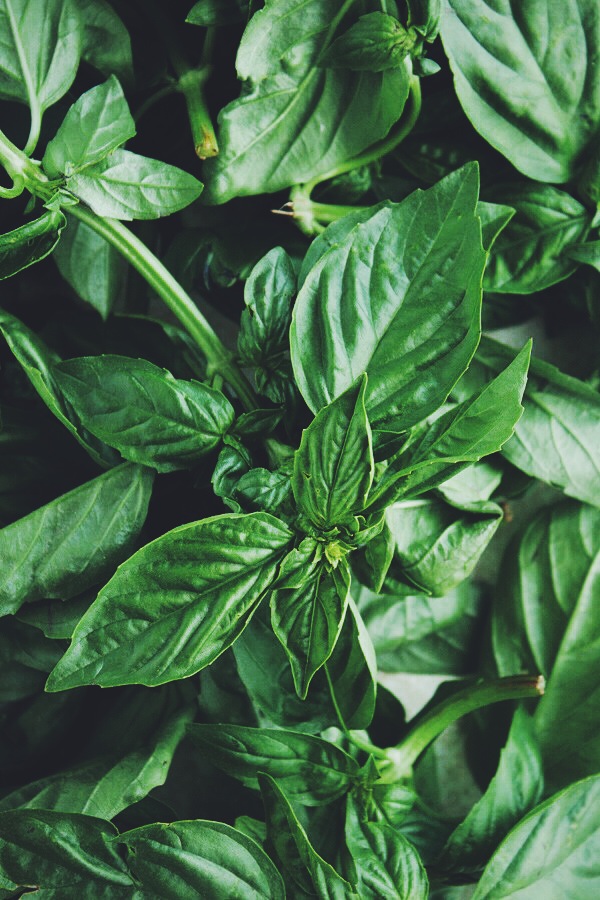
[78,0,134,85]
[472,775,600,899]
[441,0,600,183]
[43,76,135,178]
[293,376,373,529]
[291,165,485,438]
[237,246,296,367]
[477,201,515,252]
[235,468,292,515]
[46,512,293,690]
[326,594,378,730]
[16,592,96,639]
[67,148,203,220]
[187,0,248,26]
[54,355,234,472]
[0,618,65,702]
[0,463,153,615]
[407,0,440,41]
[323,13,417,72]
[0,210,66,279]
[188,723,359,805]
[566,239,600,272]
[202,0,410,201]
[118,819,285,899]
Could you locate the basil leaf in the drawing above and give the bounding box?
[237,246,296,368]
[0,810,132,894]
[0,0,81,116]
[326,594,378,730]
[16,592,96,639]
[407,0,440,41]
[493,501,600,790]
[203,0,410,201]
[441,0,600,183]
[67,148,203,220]
[566,239,600,272]
[323,13,417,72]
[42,76,135,178]
[293,376,373,529]
[46,512,293,690]
[291,165,485,438]
[441,708,543,874]
[455,336,600,508]
[187,0,249,27]
[78,0,134,86]
[259,773,357,899]
[187,724,359,805]
[0,209,66,279]
[118,820,285,899]
[271,541,351,698]
[0,463,153,615]
[0,618,65,702]
[472,775,600,899]
[235,467,293,516]
[53,212,126,319]
[484,183,591,294]
[54,355,235,472]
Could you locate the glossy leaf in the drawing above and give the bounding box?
[54,355,234,472]
[323,13,417,72]
[43,76,135,178]
[484,183,591,294]
[566,239,600,272]
[202,0,410,201]
[441,0,600,183]
[326,594,378,730]
[237,246,296,367]
[67,148,203,220]
[0,463,153,615]
[187,723,359,805]
[291,165,485,438]
[118,819,285,899]
[78,0,134,85]
[0,209,66,279]
[46,512,293,690]
[293,376,373,529]
[473,775,600,899]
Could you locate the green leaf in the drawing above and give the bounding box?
[477,201,515,252]
[441,708,543,874]
[66,148,203,220]
[186,0,248,27]
[323,13,417,72]
[0,463,153,615]
[0,618,65,702]
[118,819,285,899]
[237,245,296,367]
[455,336,600,508]
[0,809,132,894]
[472,775,600,899]
[188,724,359,805]
[565,239,600,272]
[0,0,81,117]
[78,0,134,85]
[271,541,351,698]
[0,209,66,279]
[259,774,357,898]
[385,496,502,595]
[407,0,440,41]
[202,0,410,202]
[492,501,600,790]
[46,512,293,690]
[326,595,378,730]
[291,165,485,439]
[293,376,373,529]
[345,795,429,898]
[42,76,135,178]
[16,592,95,639]
[53,212,126,319]
[441,0,600,183]
[483,183,591,294]
[54,355,235,472]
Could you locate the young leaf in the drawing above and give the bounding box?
[54,355,235,472]
[117,820,285,899]
[202,0,410,201]
[0,209,66,279]
[187,723,359,805]
[407,0,440,41]
[0,463,153,615]
[441,0,600,183]
[237,246,296,367]
[291,165,485,438]
[323,13,417,72]
[259,773,357,899]
[66,148,203,220]
[472,775,600,899]
[293,376,373,529]
[42,76,136,178]
[78,0,134,85]
[46,512,293,690]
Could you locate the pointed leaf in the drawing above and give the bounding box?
[238,246,296,367]
[0,210,66,279]
[78,0,133,85]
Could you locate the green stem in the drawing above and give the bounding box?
[381,675,545,781]
[0,128,46,192]
[178,67,218,159]
[135,83,178,124]
[69,204,258,410]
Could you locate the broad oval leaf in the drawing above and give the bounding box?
[291,165,485,438]
[237,246,296,367]
[323,13,417,72]
[187,723,359,806]
[0,210,66,279]
[0,463,153,615]
[78,0,134,85]
[46,512,293,690]
[473,775,600,899]
[441,0,600,183]
[54,355,235,472]
[118,820,285,899]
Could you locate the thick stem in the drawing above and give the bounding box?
[0,128,46,191]
[69,204,258,410]
[178,68,218,159]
